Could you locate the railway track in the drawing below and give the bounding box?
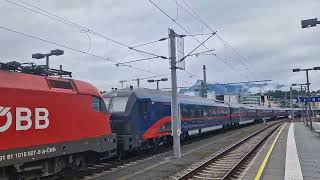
[62,124,249,180]
[61,149,170,180]
[174,122,284,180]
[62,122,281,180]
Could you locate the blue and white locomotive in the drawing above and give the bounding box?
[103,88,292,151]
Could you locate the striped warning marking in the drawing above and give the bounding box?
[285,123,303,180]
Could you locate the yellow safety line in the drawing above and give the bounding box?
[254,123,287,180]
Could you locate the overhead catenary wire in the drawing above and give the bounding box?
[181,32,216,37]
[137,73,171,80]
[177,0,252,68]
[118,73,171,83]
[183,69,201,81]
[115,56,162,66]
[178,0,256,74]
[213,53,250,80]
[118,64,163,75]
[130,33,213,49]
[147,0,250,80]
[172,0,255,76]
[130,37,169,48]
[5,0,167,59]
[0,25,164,76]
[186,49,215,57]
[82,31,92,52]
[178,33,215,63]
[161,79,272,90]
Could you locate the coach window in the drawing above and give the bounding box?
[92,97,107,112]
[187,109,192,118]
[217,108,221,115]
[181,107,188,117]
[186,109,189,118]
[92,96,100,112]
[195,107,200,117]
[140,101,148,114]
[190,109,195,118]
[200,108,205,117]
[207,107,212,117]
[223,108,228,115]
[99,98,107,112]
[207,107,211,117]
[183,105,191,118]
[48,79,74,90]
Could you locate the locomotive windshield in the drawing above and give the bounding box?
[104,96,129,113]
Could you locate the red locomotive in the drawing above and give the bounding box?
[0,62,116,179]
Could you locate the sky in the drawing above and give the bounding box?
[0,0,320,92]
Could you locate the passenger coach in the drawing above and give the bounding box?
[103,88,282,152]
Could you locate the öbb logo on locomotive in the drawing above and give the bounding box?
[0,107,49,132]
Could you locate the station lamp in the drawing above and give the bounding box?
[50,49,64,56]
[32,53,45,59]
[301,18,319,28]
[293,68,301,72]
[147,78,168,90]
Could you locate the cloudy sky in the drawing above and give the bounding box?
[1,0,320,91]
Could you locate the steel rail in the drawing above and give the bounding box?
[221,123,282,179]
[176,121,284,180]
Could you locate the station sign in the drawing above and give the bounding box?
[296,96,320,103]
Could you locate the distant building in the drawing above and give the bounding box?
[240,95,260,105]
[215,94,240,103]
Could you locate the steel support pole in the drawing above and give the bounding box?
[314,102,316,118]
[316,102,318,119]
[156,80,159,90]
[59,65,62,78]
[306,70,312,129]
[305,87,308,126]
[228,84,230,102]
[169,29,181,159]
[203,65,207,98]
[305,101,308,124]
[45,55,49,70]
[290,86,294,120]
[315,102,317,118]
[300,85,305,123]
[137,78,140,88]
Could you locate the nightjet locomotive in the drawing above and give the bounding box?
[103,88,291,152]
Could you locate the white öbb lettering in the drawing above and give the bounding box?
[0,107,49,132]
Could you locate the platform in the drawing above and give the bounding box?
[91,123,271,180]
[243,122,320,180]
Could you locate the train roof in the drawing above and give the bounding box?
[0,70,101,96]
[105,88,230,107]
[105,88,289,111]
